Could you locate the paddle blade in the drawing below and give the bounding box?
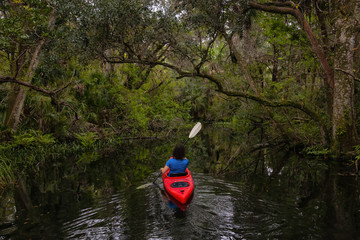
[136,182,153,189]
[188,122,202,139]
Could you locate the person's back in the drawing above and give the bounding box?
[161,144,189,176]
[166,157,189,175]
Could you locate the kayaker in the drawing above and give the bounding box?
[160,144,189,176]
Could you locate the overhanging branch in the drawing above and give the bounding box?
[197,72,323,123]
[201,70,328,145]
[103,56,325,128]
[0,75,80,120]
[103,55,197,77]
[102,54,328,145]
[248,1,334,90]
[0,76,53,95]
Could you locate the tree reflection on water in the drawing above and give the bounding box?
[1,127,360,239]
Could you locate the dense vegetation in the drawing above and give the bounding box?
[1,0,360,191]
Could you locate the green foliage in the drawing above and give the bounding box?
[0,129,56,189]
[76,151,100,165]
[0,0,53,85]
[354,145,360,161]
[15,129,55,146]
[2,0,355,198]
[75,132,98,148]
[0,0,51,49]
[305,146,330,156]
[0,129,55,150]
[1,0,356,194]
[0,156,14,188]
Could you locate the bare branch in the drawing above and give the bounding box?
[195,33,218,72]
[0,76,75,96]
[0,75,79,119]
[53,69,77,94]
[60,102,80,120]
[103,55,196,77]
[335,68,360,82]
[0,76,52,95]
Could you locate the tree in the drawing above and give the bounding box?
[54,0,360,154]
[0,0,55,130]
[247,1,360,153]
[2,0,359,156]
[128,0,357,154]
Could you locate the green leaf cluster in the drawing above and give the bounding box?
[75,132,98,148]
[0,129,55,150]
[0,0,52,51]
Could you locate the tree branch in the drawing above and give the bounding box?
[103,54,328,144]
[103,57,323,122]
[144,79,166,94]
[0,75,80,119]
[0,76,52,95]
[0,73,75,96]
[248,1,334,90]
[195,33,218,72]
[335,68,360,82]
[197,72,321,121]
[103,55,197,77]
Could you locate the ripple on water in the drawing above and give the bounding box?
[48,172,322,239]
[62,193,127,239]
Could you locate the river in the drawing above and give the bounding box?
[1,127,360,239]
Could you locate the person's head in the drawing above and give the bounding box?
[172,144,185,159]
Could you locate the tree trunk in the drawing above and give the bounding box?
[332,16,359,153]
[5,40,45,130]
[5,9,55,131]
[5,84,27,130]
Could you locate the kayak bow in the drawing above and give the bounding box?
[162,168,194,205]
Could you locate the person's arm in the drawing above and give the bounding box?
[161,157,172,173]
[161,165,169,174]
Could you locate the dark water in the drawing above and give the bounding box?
[2,170,360,239]
[1,128,360,239]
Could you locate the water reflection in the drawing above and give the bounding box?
[55,173,303,239]
[2,126,360,239]
[2,168,360,239]
[62,193,126,239]
[0,192,16,237]
[159,187,190,213]
[54,173,252,239]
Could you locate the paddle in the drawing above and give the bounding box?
[151,122,202,184]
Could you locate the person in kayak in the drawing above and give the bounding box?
[161,144,189,176]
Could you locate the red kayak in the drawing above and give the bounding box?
[162,168,194,206]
